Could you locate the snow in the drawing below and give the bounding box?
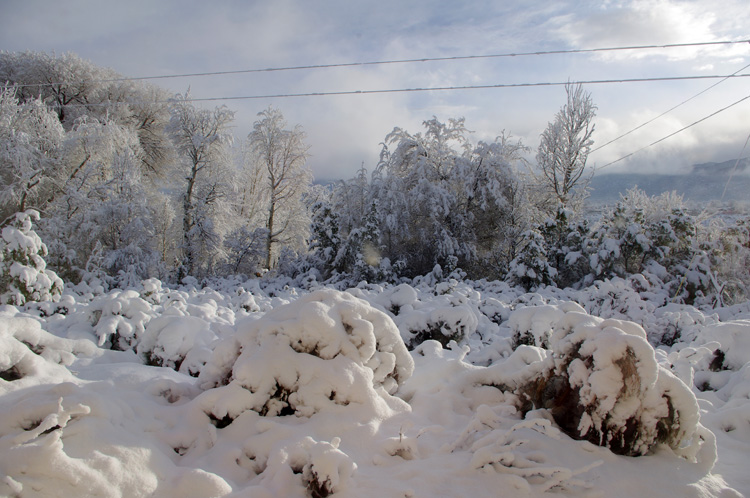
[1,276,749,497]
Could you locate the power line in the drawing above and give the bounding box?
[11,39,750,89]
[56,72,750,107]
[591,61,750,153]
[596,93,750,171]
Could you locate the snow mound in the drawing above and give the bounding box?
[699,320,750,371]
[198,289,413,420]
[258,436,356,497]
[0,313,94,387]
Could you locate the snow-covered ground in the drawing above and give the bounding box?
[2,275,749,497]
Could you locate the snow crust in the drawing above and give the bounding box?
[1,276,749,497]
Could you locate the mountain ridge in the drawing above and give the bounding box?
[588,171,749,204]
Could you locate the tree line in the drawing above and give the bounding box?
[1,52,313,285]
[2,51,748,306]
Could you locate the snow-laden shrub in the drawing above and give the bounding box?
[572,277,656,327]
[259,436,357,497]
[507,229,557,292]
[698,320,750,371]
[385,282,481,349]
[197,289,413,421]
[139,278,165,305]
[509,303,582,349]
[0,210,63,305]
[88,289,156,350]
[0,313,95,384]
[648,303,710,347]
[374,283,418,316]
[515,310,705,457]
[400,304,478,349]
[137,315,217,376]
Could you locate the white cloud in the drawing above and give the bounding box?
[552,0,749,62]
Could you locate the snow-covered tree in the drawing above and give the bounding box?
[308,201,343,278]
[506,229,557,291]
[536,83,596,211]
[94,152,165,286]
[460,134,531,278]
[0,210,63,305]
[698,216,750,306]
[0,85,64,219]
[369,118,528,278]
[36,115,147,281]
[373,117,472,276]
[245,107,312,270]
[539,206,590,288]
[167,93,234,278]
[330,165,371,241]
[0,51,109,127]
[223,226,268,276]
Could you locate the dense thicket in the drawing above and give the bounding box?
[2,51,749,307]
[0,52,313,286]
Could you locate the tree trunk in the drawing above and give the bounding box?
[182,167,197,276]
[265,199,275,269]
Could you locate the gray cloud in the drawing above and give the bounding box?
[1,0,749,180]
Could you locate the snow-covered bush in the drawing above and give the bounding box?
[506,229,557,292]
[400,303,478,349]
[586,188,715,305]
[259,436,357,497]
[509,303,572,349]
[696,216,750,306]
[197,289,413,421]
[697,320,750,371]
[539,206,591,288]
[513,309,704,457]
[0,210,63,305]
[88,289,155,350]
[0,312,94,384]
[573,277,657,326]
[378,281,481,350]
[137,315,217,376]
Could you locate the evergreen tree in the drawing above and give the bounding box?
[0,210,63,305]
[507,229,557,291]
[308,201,343,278]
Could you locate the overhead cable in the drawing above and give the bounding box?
[56,72,750,107]
[591,61,750,153]
[596,93,750,171]
[11,39,750,89]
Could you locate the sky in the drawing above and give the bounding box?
[1,0,749,182]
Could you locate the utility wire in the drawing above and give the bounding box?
[11,39,750,89]
[591,61,750,153]
[56,72,750,107]
[596,93,750,171]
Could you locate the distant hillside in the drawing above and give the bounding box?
[692,157,749,176]
[588,172,750,204]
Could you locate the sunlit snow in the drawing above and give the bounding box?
[1,275,748,497]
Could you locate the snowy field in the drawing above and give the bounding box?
[2,275,749,497]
